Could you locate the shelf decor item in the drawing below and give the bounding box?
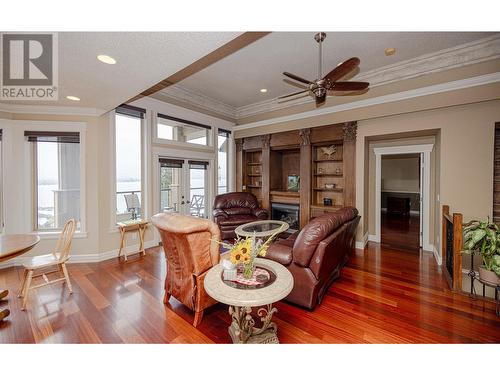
[321,145,337,159]
[318,167,324,174]
[323,198,333,206]
[324,183,336,189]
[217,232,280,279]
[335,167,342,174]
[287,174,300,191]
[462,219,500,284]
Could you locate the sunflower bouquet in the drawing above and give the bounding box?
[219,230,281,279]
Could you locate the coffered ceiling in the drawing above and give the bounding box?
[156,32,499,119]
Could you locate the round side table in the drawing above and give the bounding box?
[234,220,289,238]
[204,258,293,344]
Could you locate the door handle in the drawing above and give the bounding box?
[181,201,185,205]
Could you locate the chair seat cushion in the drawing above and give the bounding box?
[218,214,257,226]
[264,243,293,266]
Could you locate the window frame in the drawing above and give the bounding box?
[111,108,147,228]
[30,136,82,232]
[154,113,213,151]
[217,128,231,195]
[0,120,87,238]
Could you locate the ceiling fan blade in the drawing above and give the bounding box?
[283,72,313,85]
[328,81,369,91]
[278,90,309,100]
[315,94,326,106]
[323,57,360,82]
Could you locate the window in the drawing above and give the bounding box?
[217,129,230,194]
[157,113,211,146]
[115,105,144,222]
[27,131,81,231]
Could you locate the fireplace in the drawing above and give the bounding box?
[271,203,300,231]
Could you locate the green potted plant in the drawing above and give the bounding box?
[463,219,500,285]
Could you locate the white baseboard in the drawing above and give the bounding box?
[355,232,369,249]
[0,240,159,270]
[432,245,442,265]
[368,234,378,242]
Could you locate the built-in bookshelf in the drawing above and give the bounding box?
[237,122,356,227]
[312,143,344,211]
[243,150,263,204]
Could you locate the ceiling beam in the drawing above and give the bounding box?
[129,32,270,102]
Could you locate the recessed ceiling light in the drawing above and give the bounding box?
[385,48,396,56]
[97,54,117,64]
[260,88,268,93]
[66,95,80,101]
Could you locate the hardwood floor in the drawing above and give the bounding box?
[0,243,499,343]
[381,212,421,252]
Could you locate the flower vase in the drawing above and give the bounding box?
[242,261,256,279]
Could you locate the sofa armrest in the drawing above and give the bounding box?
[262,242,293,266]
[252,208,268,219]
[213,209,228,224]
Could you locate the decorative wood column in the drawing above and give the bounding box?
[299,129,311,228]
[342,122,357,207]
[235,138,243,192]
[260,134,271,211]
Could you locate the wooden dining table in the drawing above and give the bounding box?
[0,234,40,321]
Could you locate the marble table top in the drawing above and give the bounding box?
[204,258,294,307]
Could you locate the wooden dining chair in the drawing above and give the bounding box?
[18,219,76,310]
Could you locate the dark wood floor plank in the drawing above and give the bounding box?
[0,241,499,343]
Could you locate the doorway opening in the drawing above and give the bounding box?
[373,143,434,253]
[380,154,421,252]
[158,157,210,218]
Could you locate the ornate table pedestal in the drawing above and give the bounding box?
[228,304,279,344]
[204,258,293,344]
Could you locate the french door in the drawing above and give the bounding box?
[159,157,210,218]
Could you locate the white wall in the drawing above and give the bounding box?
[0,97,235,268]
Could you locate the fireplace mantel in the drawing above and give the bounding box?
[270,190,300,205]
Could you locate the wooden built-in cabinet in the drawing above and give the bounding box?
[242,149,263,206]
[236,122,357,228]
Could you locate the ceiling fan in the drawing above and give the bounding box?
[279,32,369,106]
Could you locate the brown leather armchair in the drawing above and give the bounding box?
[263,207,360,309]
[151,213,221,327]
[213,192,268,240]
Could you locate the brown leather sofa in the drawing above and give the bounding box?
[213,192,268,240]
[151,213,221,327]
[263,207,360,309]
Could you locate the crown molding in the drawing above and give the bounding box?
[0,102,106,116]
[232,71,500,132]
[155,85,237,119]
[356,34,500,87]
[161,35,500,120]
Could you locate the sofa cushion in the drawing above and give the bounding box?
[225,207,253,216]
[218,214,256,226]
[293,207,358,267]
[264,242,293,266]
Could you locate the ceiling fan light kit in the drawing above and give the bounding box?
[279,32,370,107]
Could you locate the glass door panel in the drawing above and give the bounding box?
[159,158,211,217]
[188,160,208,218]
[159,158,184,213]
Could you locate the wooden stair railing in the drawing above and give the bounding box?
[442,205,463,291]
